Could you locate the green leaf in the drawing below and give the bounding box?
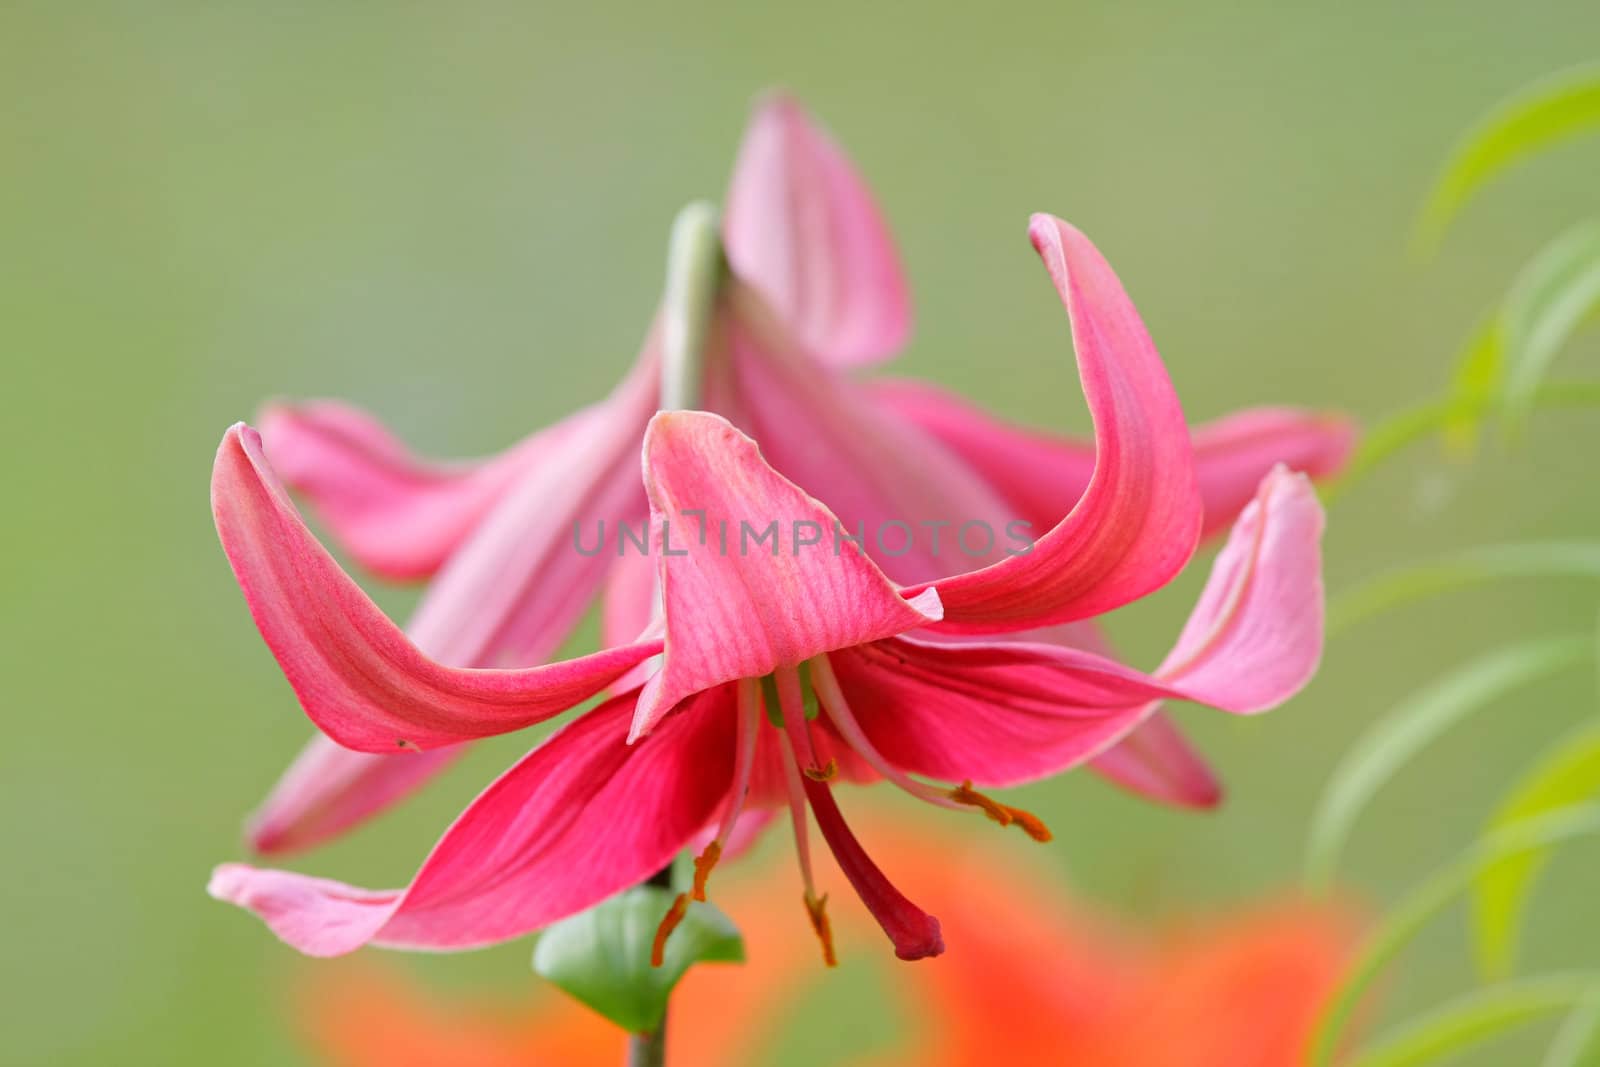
[1320,381,1600,505]
[1501,221,1600,434]
[1304,636,1589,888]
[1545,988,1600,1067]
[531,885,744,1033]
[1309,807,1600,1067]
[1418,63,1600,249]
[1439,315,1506,455]
[1473,722,1600,978]
[1329,544,1600,634]
[1345,975,1600,1067]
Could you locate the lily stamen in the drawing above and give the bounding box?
[652,678,761,966]
[949,781,1053,842]
[804,891,838,968]
[775,706,836,967]
[650,894,690,968]
[775,666,831,778]
[802,759,838,781]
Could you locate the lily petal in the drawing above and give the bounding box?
[904,216,1202,632]
[830,467,1324,785]
[1089,712,1223,809]
[867,377,1354,540]
[725,282,1019,587]
[258,399,598,581]
[212,424,661,752]
[724,93,911,366]
[1022,621,1222,809]
[247,738,467,855]
[630,411,943,740]
[210,689,735,956]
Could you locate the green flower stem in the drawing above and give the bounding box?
[623,207,727,1067]
[659,201,727,412]
[624,865,677,1067]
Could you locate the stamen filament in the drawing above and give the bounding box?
[811,655,1053,842]
[776,665,830,778]
[651,678,761,967]
[776,717,837,967]
[775,727,819,899]
[713,678,763,846]
[808,654,963,811]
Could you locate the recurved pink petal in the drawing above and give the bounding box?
[246,738,468,855]
[1151,465,1325,709]
[258,400,597,581]
[212,424,661,752]
[629,411,943,740]
[1088,712,1222,809]
[724,93,910,367]
[401,348,657,674]
[1020,621,1223,808]
[903,216,1202,632]
[866,378,1354,540]
[830,467,1324,785]
[246,345,659,853]
[210,689,736,956]
[1185,408,1355,539]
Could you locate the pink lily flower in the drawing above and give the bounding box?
[208,216,1327,962]
[244,96,1352,857]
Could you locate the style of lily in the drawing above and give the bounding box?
[294,821,1356,1067]
[209,216,1327,963]
[246,94,1353,858]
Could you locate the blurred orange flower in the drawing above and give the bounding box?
[296,820,1357,1067]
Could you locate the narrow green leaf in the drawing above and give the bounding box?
[1321,381,1600,504]
[1502,221,1600,433]
[532,885,744,1033]
[1440,315,1506,454]
[1304,636,1589,888]
[1309,807,1600,1067]
[1473,722,1600,977]
[1418,63,1600,249]
[1346,975,1600,1067]
[1545,988,1600,1067]
[1330,545,1600,634]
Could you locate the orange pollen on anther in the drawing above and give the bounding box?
[803,892,838,968]
[651,893,691,968]
[803,758,839,782]
[690,841,722,903]
[949,780,1053,842]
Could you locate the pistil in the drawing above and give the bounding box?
[802,775,944,961]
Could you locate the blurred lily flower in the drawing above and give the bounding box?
[208,216,1327,962]
[293,823,1357,1067]
[245,95,1353,858]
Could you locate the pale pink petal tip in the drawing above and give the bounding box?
[1090,713,1224,809]
[724,91,911,366]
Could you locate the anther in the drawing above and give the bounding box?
[690,841,721,902]
[804,891,838,968]
[651,893,691,968]
[803,758,838,782]
[949,780,1053,842]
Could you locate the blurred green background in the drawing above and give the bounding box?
[7,2,1600,1063]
